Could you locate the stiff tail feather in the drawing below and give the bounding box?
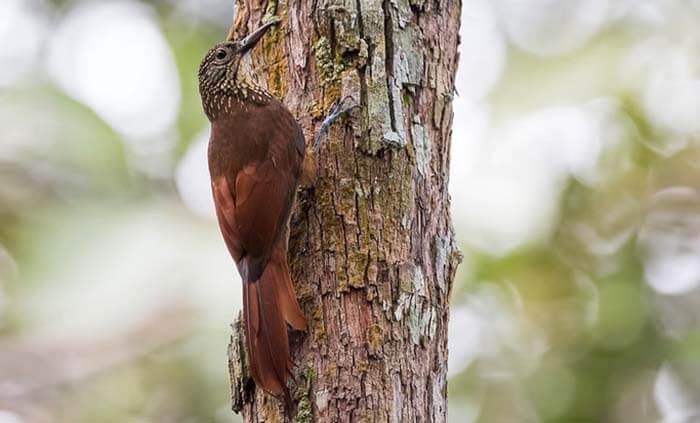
[242,244,307,397]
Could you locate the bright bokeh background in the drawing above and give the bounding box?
[1,0,699,422]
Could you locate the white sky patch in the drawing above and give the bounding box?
[448,285,547,377]
[47,1,181,139]
[454,154,564,255]
[176,129,216,219]
[457,0,507,101]
[447,306,482,376]
[175,0,235,27]
[621,38,700,156]
[643,49,700,138]
[0,411,24,423]
[494,0,609,56]
[0,0,47,87]
[621,0,675,28]
[638,187,700,296]
[0,245,19,323]
[450,99,620,255]
[24,203,236,342]
[654,363,700,422]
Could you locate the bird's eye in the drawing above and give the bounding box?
[215,49,228,60]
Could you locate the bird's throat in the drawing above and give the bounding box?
[203,78,273,121]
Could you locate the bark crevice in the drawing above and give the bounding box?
[381,0,398,135]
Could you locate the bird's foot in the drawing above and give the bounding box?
[313,96,359,153]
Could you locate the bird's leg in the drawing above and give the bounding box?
[300,97,358,187]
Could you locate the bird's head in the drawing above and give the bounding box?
[198,21,274,100]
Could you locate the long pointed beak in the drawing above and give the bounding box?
[238,22,276,54]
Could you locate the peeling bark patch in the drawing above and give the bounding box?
[413,264,426,296]
[315,389,331,413]
[382,0,398,133]
[397,263,425,295]
[391,372,403,423]
[434,235,449,293]
[408,297,436,345]
[366,323,384,356]
[430,371,447,422]
[395,29,423,87]
[393,292,409,321]
[330,3,362,54]
[394,264,435,344]
[383,130,406,147]
[412,119,431,176]
[228,313,253,413]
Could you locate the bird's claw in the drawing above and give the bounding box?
[313,96,359,153]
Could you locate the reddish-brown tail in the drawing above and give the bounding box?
[242,244,307,396]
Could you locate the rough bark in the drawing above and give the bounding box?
[226,0,461,421]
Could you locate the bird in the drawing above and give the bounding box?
[198,20,353,401]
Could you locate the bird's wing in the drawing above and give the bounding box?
[211,176,243,262]
[212,157,297,281]
[234,158,296,256]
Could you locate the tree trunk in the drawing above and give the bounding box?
[226,0,461,421]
